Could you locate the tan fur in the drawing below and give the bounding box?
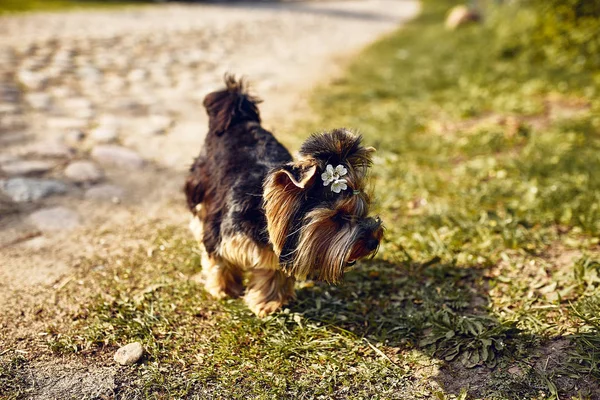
[263,161,317,255]
[190,213,244,299]
[244,269,295,317]
[189,213,204,243]
[191,211,289,309]
[293,207,360,283]
[200,255,244,299]
[218,234,278,270]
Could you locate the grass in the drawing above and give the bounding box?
[2,0,600,398]
[0,0,149,14]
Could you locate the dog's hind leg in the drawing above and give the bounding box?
[190,214,244,299]
[244,269,295,317]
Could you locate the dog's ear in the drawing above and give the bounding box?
[263,163,317,255]
[273,164,317,189]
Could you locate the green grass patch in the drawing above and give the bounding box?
[2,0,600,398]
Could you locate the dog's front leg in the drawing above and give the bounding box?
[201,254,245,300]
[244,268,295,317]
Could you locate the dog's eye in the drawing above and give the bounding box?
[346,260,357,267]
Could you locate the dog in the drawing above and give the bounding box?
[184,75,383,317]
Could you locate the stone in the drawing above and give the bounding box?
[47,117,88,130]
[84,184,124,202]
[113,98,144,115]
[23,140,74,158]
[64,129,87,145]
[114,342,144,366]
[0,153,19,165]
[142,115,173,136]
[0,104,20,114]
[128,69,148,82]
[0,83,20,103]
[97,115,120,128]
[0,178,68,202]
[64,98,95,119]
[78,66,102,83]
[0,132,27,146]
[25,92,52,111]
[53,50,74,67]
[91,145,144,169]
[445,5,480,30]
[64,161,104,183]
[0,191,18,216]
[90,126,118,143]
[17,70,48,90]
[64,98,93,111]
[2,160,55,176]
[28,207,80,231]
[51,86,76,99]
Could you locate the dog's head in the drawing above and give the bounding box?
[264,128,383,283]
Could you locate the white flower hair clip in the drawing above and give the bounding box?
[321,164,348,193]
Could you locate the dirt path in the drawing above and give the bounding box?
[0,0,419,293]
[0,1,418,395]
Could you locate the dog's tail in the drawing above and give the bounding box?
[203,74,261,136]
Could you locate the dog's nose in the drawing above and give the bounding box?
[365,238,379,251]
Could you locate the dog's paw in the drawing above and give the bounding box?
[245,298,284,318]
[207,281,244,300]
[192,272,244,299]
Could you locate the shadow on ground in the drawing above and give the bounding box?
[293,259,600,399]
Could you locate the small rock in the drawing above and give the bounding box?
[78,66,102,83]
[90,126,118,143]
[91,145,144,169]
[46,117,87,131]
[0,83,20,103]
[114,342,144,366]
[128,69,148,82]
[0,178,68,202]
[21,236,49,250]
[445,5,480,30]
[17,69,48,90]
[0,191,18,216]
[63,98,95,119]
[28,206,80,231]
[64,129,87,145]
[85,184,124,203]
[25,93,52,111]
[64,97,93,111]
[0,132,27,146]
[50,86,76,99]
[23,140,74,158]
[0,153,19,165]
[64,161,104,183]
[141,115,173,136]
[0,104,20,114]
[2,160,55,176]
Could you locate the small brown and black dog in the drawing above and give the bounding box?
[185,75,383,317]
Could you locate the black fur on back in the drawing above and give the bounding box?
[185,76,292,254]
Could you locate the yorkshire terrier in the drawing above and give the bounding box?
[184,75,383,317]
